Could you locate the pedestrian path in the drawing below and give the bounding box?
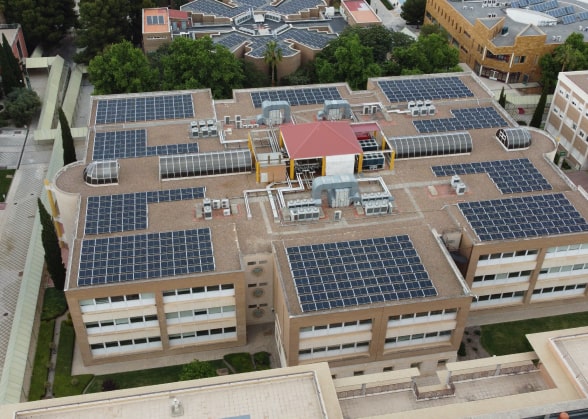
[44,311,69,398]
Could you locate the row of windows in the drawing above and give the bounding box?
[86,314,157,330]
[388,308,457,322]
[473,270,531,283]
[546,243,588,254]
[384,330,451,347]
[532,284,586,295]
[299,319,372,335]
[90,336,161,350]
[474,291,525,302]
[298,341,370,357]
[168,326,237,345]
[478,249,538,261]
[539,263,588,276]
[165,305,235,323]
[163,284,234,297]
[80,293,155,307]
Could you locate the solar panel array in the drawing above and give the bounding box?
[431,158,552,194]
[458,193,588,242]
[93,130,199,160]
[414,107,508,133]
[78,228,215,286]
[561,11,588,24]
[286,235,437,312]
[545,6,574,17]
[85,187,206,235]
[378,77,474,103]
[95,94,194,125]
[529,0,558,12]
[251,87,342,108]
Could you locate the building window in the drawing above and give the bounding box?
[383,366,394,372]
[513,56,526,64]
[437,359,448,367]
[410,362,421,369]
[353,371,364,376]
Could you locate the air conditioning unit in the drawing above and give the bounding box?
[408,101,416,110]
[363,105,371,115]
[451,175,462,188]
[210,126,218,136]
[235,115,241,122]
[428,105,436,115]
[236,120,242,129]
[334,210,342,221]
[203,206,213,220]
[221,198,230,209]
[455,182,467,195]
[223,208,231,216]
[190,127,199,138]
[372,105,378,114]
[224,115,230,124]
[190,121,198,128]
[212,199,221,209]
[200,126,209,137]
[411,107,420,117]
[420,106,428,116]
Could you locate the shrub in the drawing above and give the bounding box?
[41,288,68,321]
[224,353,255,373]
[458,342,466,357]
[102,379,119,392]
[253,352,271,369]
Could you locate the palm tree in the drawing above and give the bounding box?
[264,40,283,86]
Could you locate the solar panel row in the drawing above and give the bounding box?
[378,77,474,103]
[84,187,206,235]
[286,235,437,313]
[414,107,508,134]
[93,130,199,160]
[431,158,552,194]
[458,193,588,242]
[95,94,194,125]
[78,228,215,286]
[251,87,342,108]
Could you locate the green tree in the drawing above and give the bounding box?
[400,0,427,25]
[264,40,283,86]
[0,34,25,96]
[498,87,507,108]
[5,88,41,127]
[539,33,588,91]
[179,360,217,381]
[59,108,77,165]
[390,31,415,50]
[530,87,548,128]
[419,23,449,39]
[315,33,381,90]
[75,0,133,63]
[153,37,244,99]
[2,0,77,50]
[129,0,156,45]
[281,61,317,86]
[393,33,459,74]
[88,41,159,94]
[38,199,66,291]
[242,60,270,88]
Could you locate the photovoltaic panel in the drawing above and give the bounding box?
[78,228,215,286]
[378,76,474,103]
[431,158,552,194]
[95,94,194,125]
[84,187,206,235]
[458,193,588,242]
[93,129,199,160]
[414,107,508,133]
[250,87,342,108]
[286,235,437,313]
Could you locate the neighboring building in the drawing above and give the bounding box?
[47,71,588,377]
[0,23,28,64]
[545,70,588,169]
[141,1,374,79]
[424,0,588,84]
[4,327,588,418]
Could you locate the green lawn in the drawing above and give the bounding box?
[52,321,93,397]
[224,352,255,373]
[481,311,588,355]
[0,169,15,202]
[85,364,185,393]
[40,288,68,321]
[28,319,55,401]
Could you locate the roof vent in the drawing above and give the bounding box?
[501,26,509,35]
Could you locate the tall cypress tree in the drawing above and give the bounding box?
[59,108,77,165]
[530,88,548,128]
[0,34,24,96]
[38,199,66,290]
[498,87,507,108]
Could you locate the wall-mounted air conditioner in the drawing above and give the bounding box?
[334,210,342,221]
[224,115,230,124]
[363,105,371,115]
[372,105,378,114]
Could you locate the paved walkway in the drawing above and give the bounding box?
[44,312,69,398]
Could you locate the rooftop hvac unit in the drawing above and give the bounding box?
[200,126,209,137]
[334,210,342,221]
[212,199,221,209]
[455,182,467,195]
[203,206,213,220]
[203,197,211,207]
[221,198,230,209]
[420,106,429,116]
[451,175,461,187]
[291,207,320,221]
[416,100,424,108]
[235,115,241,122]
[223,208,231,216]
[428,105,436,115]
[236,120,242,129]
[372,105,378,114]
[210,126,218,136]
[224,115,230,124]
[363,105,371,115]
[190,127,199,138]
[199,120,206,128]
[408,101,416,110]
[190,121,198,128]
[424,100,432,107]
[364,200,391,216]
[411,107,421,117]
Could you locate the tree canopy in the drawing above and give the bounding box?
[2,0,77,50]
[38,199,66,291]
[0,34,25,97]
[75,0,134,63]
[88,40,159,94]
[401,0,427,25]
[539,33,588,91]
[264,40,283,86]
[152,36,244,99]
[392,33,460,74]
[4,88,41,127]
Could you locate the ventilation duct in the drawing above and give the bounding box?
[311,174,361,207]
[256,100,291,125]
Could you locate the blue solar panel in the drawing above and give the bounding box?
[431,158,552,194]
[251,87,342,108]
[84,187,206,235]
[458,193,588,242]
[78,228,215,286]
[414,107,508,133]
[95,94,194,125]
[286,235,437,312]
[378,76,474,103]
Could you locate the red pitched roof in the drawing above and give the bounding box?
[281,121,363,160]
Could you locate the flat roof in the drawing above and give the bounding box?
[54,73,588,313]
